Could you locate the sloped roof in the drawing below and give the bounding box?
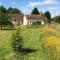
[10,14,23,20]
[10,14,46,21]
[26,15,45,19]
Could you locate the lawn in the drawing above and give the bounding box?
[0,24,60,60]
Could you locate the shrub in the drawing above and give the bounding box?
[32,21,41,25]
[12,29,23,53]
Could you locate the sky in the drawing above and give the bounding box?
[0,0,60,17]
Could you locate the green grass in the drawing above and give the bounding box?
[0,30,12,60]
[0,25,60,60]
[21,28,45,60]
[0,28,46,60]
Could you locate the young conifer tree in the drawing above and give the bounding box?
[12,29,23,60]
[12,29,23,53]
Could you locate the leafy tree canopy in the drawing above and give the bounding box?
[7,7,22,14]
[52,16,60,23]
[0,6,6,13]
[31,8,40,15]
[44,11,51,20]
[44,11,51,23]
[0,12,13,29]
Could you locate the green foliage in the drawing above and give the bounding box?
[31,8,40,15]
[0,6,14,30]
[7,7,22,14]
[12,29,23,53]
[52,16,60,23]
[44,11,51,23]
[0,5,23,15]
[0,27,60,60]
[0,13,13,29]
[0,6,6,13]
[12,29,24,60]
[32,21,41,25]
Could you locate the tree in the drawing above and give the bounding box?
[12,29,23,53]
[0,13,13,30]
[44,11,51,23]
[7,7,22,14]
[0,6,6,13]
[31,8,40,15]
[0,6,14,30]
[52,16,60,23]
[12,29,23,60]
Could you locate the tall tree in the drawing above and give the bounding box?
[7,7,22,14]
[0,12,13,30]
[0,6,6,13]
[44,11,51,23]
[31,8,40,15]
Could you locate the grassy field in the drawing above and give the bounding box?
[0,24,60,60]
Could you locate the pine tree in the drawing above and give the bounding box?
[12,29,23,60]
[31,8,40,15]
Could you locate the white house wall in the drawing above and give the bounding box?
[11,15,45,25]
[41,20,44,25]
[12,20,23,25]
[23,15,28,25]
[27,19,45,25]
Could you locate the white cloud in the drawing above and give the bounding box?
[43,0,58,4]
[27,0,58,7]
[48,7,58,10]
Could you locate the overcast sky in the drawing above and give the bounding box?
[0,0,60,17]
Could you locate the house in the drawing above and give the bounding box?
[10,14,46,25]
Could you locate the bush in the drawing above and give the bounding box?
[32,21,41,25]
